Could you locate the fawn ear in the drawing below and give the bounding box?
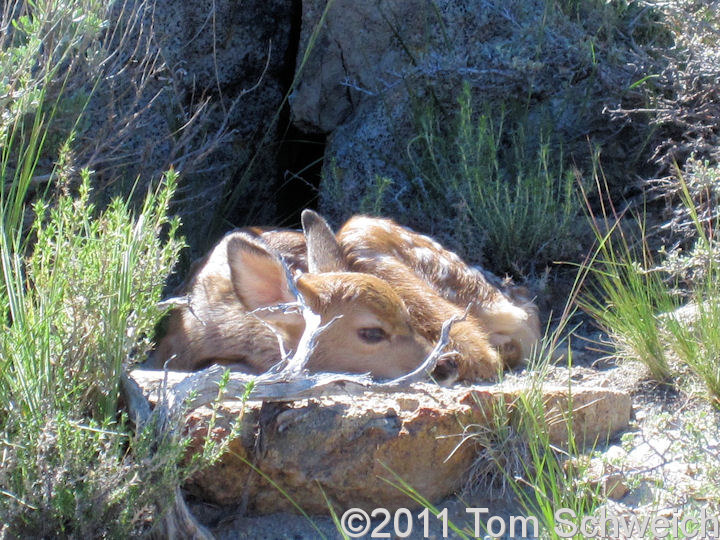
[301,209,346,273]
[226,233,295,309]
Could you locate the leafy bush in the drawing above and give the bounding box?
[0,1,243,535]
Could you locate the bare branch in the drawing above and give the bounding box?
[377,310,462,388]
[147,307,465,414]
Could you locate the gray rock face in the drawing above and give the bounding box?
[291,0,551,135]
[290,0,643,259]
[153,0,289,93]
[291,0,432,134]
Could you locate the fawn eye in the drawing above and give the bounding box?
[357,327,388,344]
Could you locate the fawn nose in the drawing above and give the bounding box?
[432,357,459,386]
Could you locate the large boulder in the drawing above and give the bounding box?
[132,369,631,514]
[290,0,654,262]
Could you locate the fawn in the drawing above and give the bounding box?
[153,212,540,382]
[153,224,433,379]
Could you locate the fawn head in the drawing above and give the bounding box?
[154,213,432,379]
[230,214,432,378]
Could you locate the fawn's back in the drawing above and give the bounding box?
[337,215,540,368]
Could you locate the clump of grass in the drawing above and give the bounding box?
[405,83,581,274]
[508,361,603,539]
[579,216,676,381]
[455,266,609,538]
[660,163,720,406]
[665,297,720,406]
[577,156,678,381]
[581,157,720,404]
[475,346,605,539]
[443,365,604,538]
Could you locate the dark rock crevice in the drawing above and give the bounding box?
[271,0,328,229]
[223,0,327,231]
[275,127,326,228]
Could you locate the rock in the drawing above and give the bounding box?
[660,302,701,330]
[131,369,632,514]
[85,0,295,249]
[626,438,672,471]
[586,457,629,500]
[291,0,548,135]
[291,0,435,133]
[537,385,633,448]
[292,0,646,263]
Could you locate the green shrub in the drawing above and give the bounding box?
[0,171,199,536]
[0,2,243,534]
[405,84,581,274]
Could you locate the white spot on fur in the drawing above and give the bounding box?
[412,246,435,265]
[379,220,394,233]
[436,259,452,280]
[437,255,454,269]
[342,229,366,246]
[355,252,398,269]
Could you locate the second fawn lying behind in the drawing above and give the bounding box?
[337,215,540,370]
[301,211,540,381]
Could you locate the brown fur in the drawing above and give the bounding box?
[153,231,301,371]
[296,272,431,378]
[337,215,541,370]
[153,213,540,382]
[153,229,431,379]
